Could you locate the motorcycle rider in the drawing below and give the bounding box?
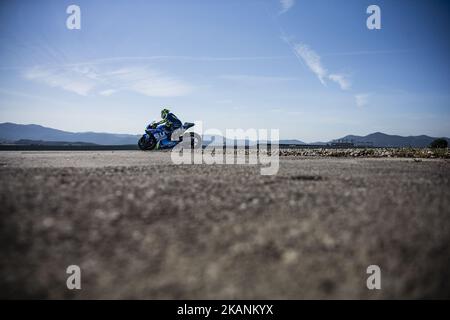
[152,108,182,141]
[139,108,198,150]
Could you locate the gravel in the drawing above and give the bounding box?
[279,147,450,158]
[0,151,449,299]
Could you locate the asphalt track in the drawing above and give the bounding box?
[0,151,449,299]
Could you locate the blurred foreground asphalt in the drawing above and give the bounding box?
[0,151,449,299]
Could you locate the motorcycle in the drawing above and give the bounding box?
[138,121,202,151]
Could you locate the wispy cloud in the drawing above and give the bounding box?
[355,93,370,107]
[25,66,97,96]
[279,0,295,14]
[329,73,351,90]
[24,65,193,97]
[2,55,291,71]
[215,99,233,104]
[220,74,296,86]
[107,67,193,97]
[293,43,351,90]
[64,55,290,67]
[294,43,328,85]
[99,89,116,96]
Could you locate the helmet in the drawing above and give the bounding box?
[161,108,170,119]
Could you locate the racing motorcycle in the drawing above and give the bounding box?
[138,121,201,150]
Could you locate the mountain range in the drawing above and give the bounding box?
[0,122,139,145]
[0,122,448,148]
[336,132,450,148]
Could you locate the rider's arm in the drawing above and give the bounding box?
[154,118,168,126]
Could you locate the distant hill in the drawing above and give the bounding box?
[279,139,306,145]
[14,139,98,146]
[0,122,139,145]
[335,132,450,148]
[308,142,328,146]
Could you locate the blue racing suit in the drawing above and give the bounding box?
[155,112,182,141]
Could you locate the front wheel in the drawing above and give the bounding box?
[138,134,157,150]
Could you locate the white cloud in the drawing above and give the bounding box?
[279,0,295,14]
[24,65,193,97]
[108,67,193,97]
[355,94,370,107]
[220,74,296,86]
[294,43,328,85]
[25,66,97,96]
[66,55,289,65]
[99,89,117,96]
[293,43,352,90]
[329,73,351,90]
[215,99,233,104]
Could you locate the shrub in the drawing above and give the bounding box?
[430,138,448,149]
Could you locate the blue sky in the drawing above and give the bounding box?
[0,0,449,141]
